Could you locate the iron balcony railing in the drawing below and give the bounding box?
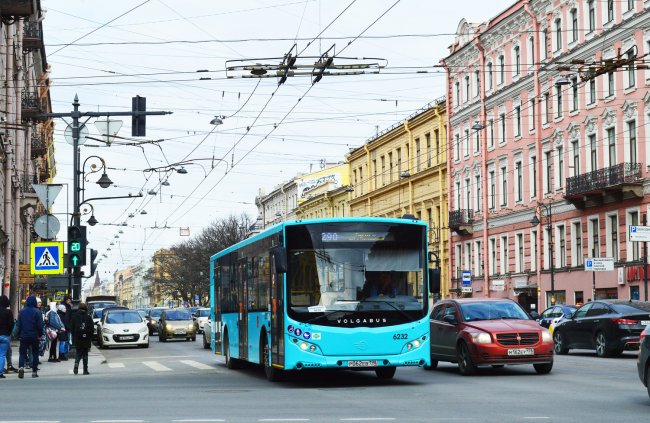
[449,209,474,228]
[19,173,37,193]
[565,162,642,197]
[21,91,40,113]
[30,132,46,158]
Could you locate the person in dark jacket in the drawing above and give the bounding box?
[71,302,93,375]
[57,305,69,361]
[0,295,13,379]
[17,295,43,378]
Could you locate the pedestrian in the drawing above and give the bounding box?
[0,295,13,379]
[57,304,69,361]
[71,302,93,375]
[45,302,64,362]
[17,295,43,378]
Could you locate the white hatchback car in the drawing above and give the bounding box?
[98,309,149,349]
[194,308,210,333]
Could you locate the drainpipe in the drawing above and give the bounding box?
[3,25,15,300]
[435,105,447,299]
[476,35,490,298]
[524,1,544,309]
[403,119,413,214]
[15,20,24,298]
[441,60,453,299]
[363,144,372,215]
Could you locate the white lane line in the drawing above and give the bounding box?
[523,418,551,420]
[0,421,61,423]
[172,420,226,422]
[179,359,213,370]
[259,420,310,422]
[340,419,396,422]
[121,355,190,360]
[142,361,172,371]
[90,421,145,423]
[108,362,125,368]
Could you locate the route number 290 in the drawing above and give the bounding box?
[392,333,407,340]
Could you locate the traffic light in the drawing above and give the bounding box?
[90,249,98,276]
[132,95,146,136]
[67,225,87,267]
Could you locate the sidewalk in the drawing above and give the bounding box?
[6,340,105,378]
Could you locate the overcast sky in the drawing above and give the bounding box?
[41,0,514,282]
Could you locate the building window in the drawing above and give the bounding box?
[475,70,480,95]
[572,221,583,267]
[571,8,578,42]
[627,0,634,11]
[465,75,470,102]
[514,46,520,75]
[464,129,470,158]
[501,166,508,206]
[545,227,552,270]
[454,135,460,162]
[475,240,483,276]
[542,28,548,59]
[475,175,481,212]
[516,161,523,202]
[456,182,461,210]
[628,120,637,164]
[488,119,494,148]
[588,0,595,33]
[515,106,521,136]
[388,152,393,183]
[396,148,402,174]
[571,139,580,176]
[608,214,618,261]
[589,134,597,171]
[490,238,497,275]
[499,55,505,84]
[558,225,566,267]
[555,86,563,118]
[500,113,506,144]
[530,99,536,131]
[474,128,480,153]
[489,170,495,210]
[590,218,600,258]
[554,18,562,51]
[607,70,615,97]
[465,178,471,211]
[487,62,493,90]
[544,151,552,194]
[381,156,386,185]
[530,155,537,198]
[543,93,550,124]
[500,235,508,274]
[628,211,640,261]
[531,230,537,271]
[557,146,564,189]
[415,138,421,172]
[607,127,616,166]
[607,0,614,22]
[455,81,460,106]
[571,76,579,111]
[431,131,437,166]
[627,50,636,88]
[589,78,596,104]
[516,233,524,273]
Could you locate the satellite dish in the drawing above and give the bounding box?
[33,214,60,240]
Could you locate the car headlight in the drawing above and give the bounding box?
[541,329,552,342]
[188,324,194,330]
[470,332,492,344]
[103,328,114,334]
[139,326,148,333]
[166,324,173,331]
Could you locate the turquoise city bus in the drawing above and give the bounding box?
[209,216,437,381]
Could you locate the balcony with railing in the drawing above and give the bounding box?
[565,163,643,208]
[23,21,43,51]
[19,173,37,196]
[30,132,46,158]
[449,209,474,235]
[0,0,34,17]
[21,91,41,119]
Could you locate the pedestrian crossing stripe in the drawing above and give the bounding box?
[30,242,64,275]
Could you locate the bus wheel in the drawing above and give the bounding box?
[262,333,283,382]
[375,366,396,380]
[224,333,238,370]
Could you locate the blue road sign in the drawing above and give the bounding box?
[31,242,64,275]
[461,270,472,286]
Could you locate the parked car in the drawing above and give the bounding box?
[553,300,650,357]
[194,308,210,333]
[637,325,650,398]
[91,308,104,339]
[97,309,149,349]
[158,309,196,342]
[145,307,169,335]
[428,298,554,375]
[537,305,577,329]
[202,319,212,349]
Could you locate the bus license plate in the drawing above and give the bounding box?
[348,360,377,368]
[507,348,534,356]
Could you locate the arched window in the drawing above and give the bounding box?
[498,55,505,84]
[554,18,562,51]
[570,8,578,42]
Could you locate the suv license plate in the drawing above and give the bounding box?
[507,348,534,356]
[640,320,650,326]
[348,360,377,368]
[175,330,186,335]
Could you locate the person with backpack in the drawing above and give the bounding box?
[17,296,43,378]
[71,302,93,375]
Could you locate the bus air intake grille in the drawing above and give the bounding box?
[301,363,322,368]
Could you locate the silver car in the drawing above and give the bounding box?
[202,318,212,349]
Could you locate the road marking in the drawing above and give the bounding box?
[142,361,172,371]
[121,355,190,360]
[108,362,125,368]
[179,359,213,370]
[340,419,396,422]
[90,421,145,423]
[259,420,310,422]
[523,418,551,420]
[172,420,226,422]
[0,421,61,423]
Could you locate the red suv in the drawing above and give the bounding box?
[428,298,554,375]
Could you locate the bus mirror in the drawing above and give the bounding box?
[429,268,440,294]
[272,246,288,274]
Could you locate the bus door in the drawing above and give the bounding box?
[269,248,285,368]
[213,264,223,354]
[237,259,248,361]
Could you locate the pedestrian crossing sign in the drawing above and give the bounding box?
[30,242,64,275]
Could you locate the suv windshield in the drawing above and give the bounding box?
[106,311,143,324]
[285,222,427,326]
[460,301,530,322]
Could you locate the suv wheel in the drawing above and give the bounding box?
[553,331,569,355]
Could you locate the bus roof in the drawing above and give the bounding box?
[210,216,426,262]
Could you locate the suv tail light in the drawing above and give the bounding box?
[641,328,647,344]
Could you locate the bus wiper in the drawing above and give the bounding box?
[364,300,413,322]
[306,310,346,324]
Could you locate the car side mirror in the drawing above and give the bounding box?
[529,311,539,320]
[443,315,458,325]
[566,312,574,319]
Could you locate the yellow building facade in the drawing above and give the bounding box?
[347,98,451,297]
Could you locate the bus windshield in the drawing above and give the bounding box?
[285,222,427,326]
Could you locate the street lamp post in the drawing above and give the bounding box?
[530,202,555,306]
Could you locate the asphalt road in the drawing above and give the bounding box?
[2,336,648,423]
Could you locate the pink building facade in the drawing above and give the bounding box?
[443,0,650,313]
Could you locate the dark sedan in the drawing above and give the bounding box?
[145,307,169,335]
[537,305,577,329]
[638,325,650,398]
[553,300,650,357]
